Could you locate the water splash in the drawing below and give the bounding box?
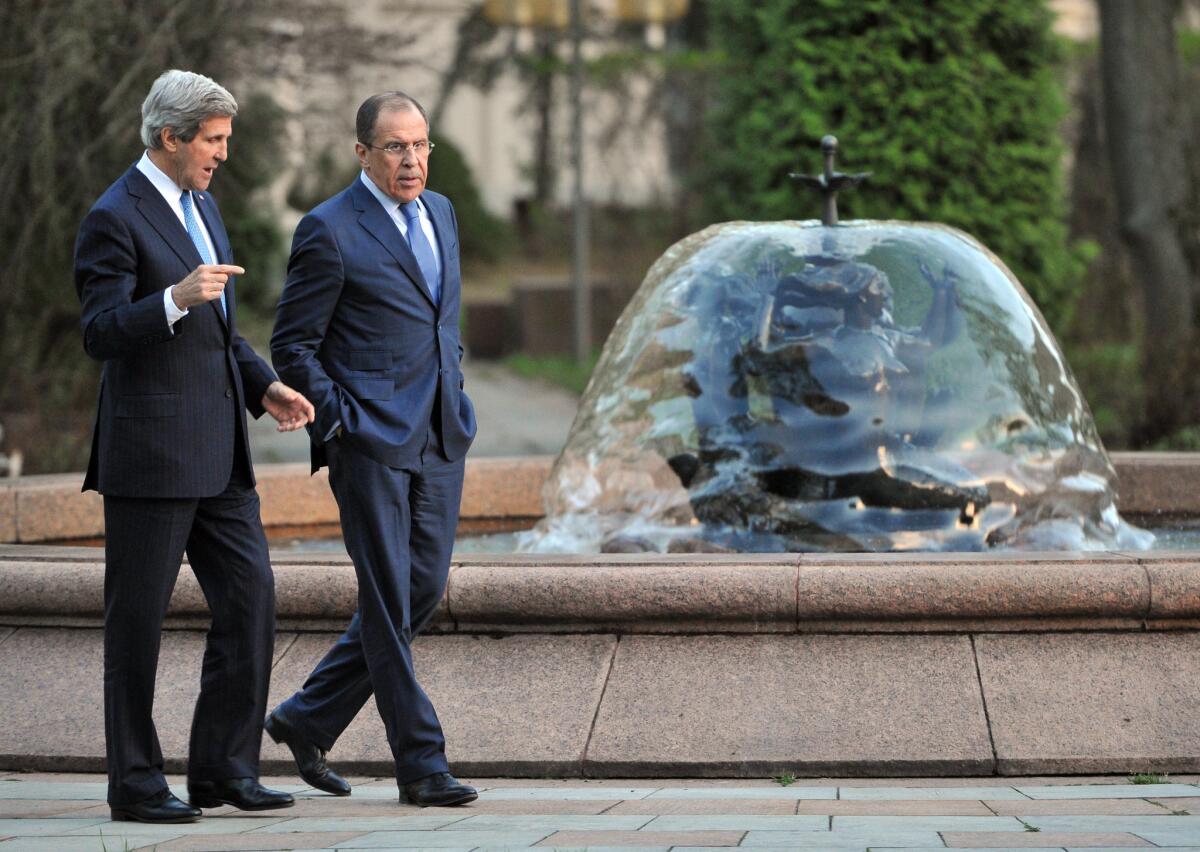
[521,221,1153,553]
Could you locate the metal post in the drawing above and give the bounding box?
[569,0,591,364]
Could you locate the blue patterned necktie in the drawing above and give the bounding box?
[180,190,226,318]
[400,200,440,306]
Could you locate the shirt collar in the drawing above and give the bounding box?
[137,151,189,207]
[359,170,425,220]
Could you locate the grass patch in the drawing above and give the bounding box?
[504,351,601,396]
[1129,772,1169,784]
[772,772,796,787]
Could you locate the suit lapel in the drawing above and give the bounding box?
[125,167,230,333]
[426,194,454,318]
[351,180,437,310]
[125,167,203,273]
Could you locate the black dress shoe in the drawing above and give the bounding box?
[111,788,202,823]
[265,709,352,796]
[188,777,294,811]
[399,772,478,807]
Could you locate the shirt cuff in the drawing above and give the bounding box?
[163,287,188,331]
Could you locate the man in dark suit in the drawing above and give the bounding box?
[75,69,314,823]
[267,92,477,807]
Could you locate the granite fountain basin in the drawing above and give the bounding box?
[0,454,1197,777]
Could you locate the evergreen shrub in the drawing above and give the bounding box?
[699,0,1089,330]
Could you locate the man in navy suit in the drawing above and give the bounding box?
[268,92,477,807]
[75,69,314,823]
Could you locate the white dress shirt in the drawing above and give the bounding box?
[358,170,441,284]
[136,151,219,330]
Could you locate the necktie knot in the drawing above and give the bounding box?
[400,201,421,223]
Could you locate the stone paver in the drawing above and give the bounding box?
[795,798,996,815]
[0,799,100,817]
[150,831,368,850]
[607,798,799,814]
[251,814,466,833]
[840,785,1029,800]
[335,830,550,847]
[1149,796,1200,812]
[1017,783,1200,798]
[832,814,1027,830]
[987,798,1173,815]
[536,830,745,846]
[479,786,656,800]
[643,786,835,799]
[1021,814,1200,831]
[739,827,945,846]
[3,775,1200,850]
[1134,831,1200,846]
[941,832,1154,847]
[643,814,827,830]
[440,813,652,831]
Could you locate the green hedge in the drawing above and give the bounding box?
[699,0,1089,330]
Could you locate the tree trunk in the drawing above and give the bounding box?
[531,29,558,205]
[1097,0,1198,445]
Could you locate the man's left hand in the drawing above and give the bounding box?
[262,381,316,432]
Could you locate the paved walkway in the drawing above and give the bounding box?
[248,361,580,464]
[2,774,1199,850]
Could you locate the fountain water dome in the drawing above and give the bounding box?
[521,138,1152,553]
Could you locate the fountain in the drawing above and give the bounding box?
[523,137,1153,553]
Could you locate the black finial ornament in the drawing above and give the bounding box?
[789,135,871,225]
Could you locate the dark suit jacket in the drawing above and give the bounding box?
[75,164,276,498]
[271,179,475,472]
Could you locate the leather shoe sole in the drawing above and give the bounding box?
[110,807,200,823]
[188,792,294,811]
[188,779,294,811]
[110,791,201,823]
[399,788,478,807]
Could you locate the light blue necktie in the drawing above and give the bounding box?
[400,201,440,306]
[180,190,226,318]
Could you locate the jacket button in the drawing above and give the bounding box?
[224,388,233,399]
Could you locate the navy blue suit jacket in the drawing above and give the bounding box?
[271,179,475,472]
[75,164,276,498]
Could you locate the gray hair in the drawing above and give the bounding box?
[140,70,238,149]
[356,92,429,146]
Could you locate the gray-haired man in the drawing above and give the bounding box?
[74,69,313,823]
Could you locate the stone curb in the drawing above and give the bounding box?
[2,548,1198,630]
[0,456,552,543]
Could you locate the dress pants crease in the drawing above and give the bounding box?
[279,427,463,784]
[102,453,275,805]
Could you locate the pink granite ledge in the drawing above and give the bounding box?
[12,473,99,542]
[0,456,551,543]
[446,557,797,632]
[459,456,551,519]
[1112,451,1200,515]
[6,548,1198,633]
[0,558,449,628]
[796,555,1149,622]
[1136,552,1200,618]
[0,483,15,543]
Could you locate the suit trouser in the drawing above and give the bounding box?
[277,428,464,783]
[102,458,275,806]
